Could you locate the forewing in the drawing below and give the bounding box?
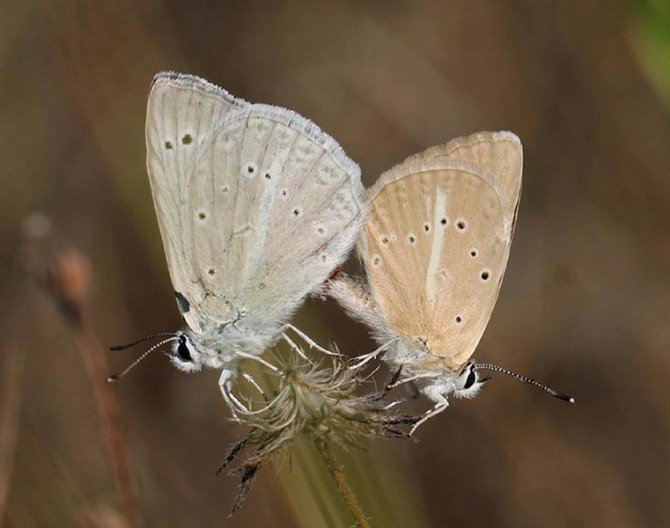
[148,74,366,333]
[146,72,245,332]
[360,132,522,371]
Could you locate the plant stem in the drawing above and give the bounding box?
[314,438,370,528]
[73,326,137,527]
[0,346,24,524]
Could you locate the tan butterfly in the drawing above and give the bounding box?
[328,131,572,433]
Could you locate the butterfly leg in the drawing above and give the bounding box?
[384,382,419,410]
[281,332,313,362]
[227,392,250,416]
[241,372,266,399]
[386,372,439,391]
[223,381,284,417]
[218,369,247,418]
[285,324,339,356]
[410,396,449,436]
[235,351,279,372]
[350,338,398,369]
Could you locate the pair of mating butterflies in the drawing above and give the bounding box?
[111,72,572,430]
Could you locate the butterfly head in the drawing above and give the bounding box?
[452,362,491,399]
[169,331,206,373]
[169,328,253,372]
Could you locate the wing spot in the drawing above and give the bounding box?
[424,223,430,233]
[407,233,417,245]
[207,268,216,276]
[164,141,173,150]
[321,254,327,263]
[480,270,490,281]
[456,219,467,231]
[470,248,478,258]
[455,315,463,324]
[174,291,190,314]
[440,217,448,226]
[265,172,272,180]
[316,226,325,234]
[372,255,381,266]
[281,189,288,197]
[245,163,257,177]
[221,185,229,194]
[197,210,207,222]
[380,235,390,245]
[182,134,193,145]
[293,207,302,217]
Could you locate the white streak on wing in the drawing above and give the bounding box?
[425,187,448,308]
[233,224,254,236]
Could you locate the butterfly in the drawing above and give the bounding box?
[110,72,368,412]
[327,131,572,434]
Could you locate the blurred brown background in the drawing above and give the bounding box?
[1,1,669,527]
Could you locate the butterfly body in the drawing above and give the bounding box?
[171,320,281,373]
[372,331,487,402]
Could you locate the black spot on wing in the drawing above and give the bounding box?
[174,291,191,314]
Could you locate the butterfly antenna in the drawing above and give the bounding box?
[472,363,575,403]
[110,332,177,351]
[107,337,179,383]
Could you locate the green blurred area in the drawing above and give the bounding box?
[1,1,670,527]
[632,0,670,106]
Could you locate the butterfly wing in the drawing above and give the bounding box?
[192,103,367,331]
[359,132,522,371]
[146,72,245,332]
[147,72,367,334]
[408,131,523,231]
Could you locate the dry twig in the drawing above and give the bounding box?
[22,215,137,527]
[0,346,24,525]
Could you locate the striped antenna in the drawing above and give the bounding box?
[110,332,176,351]
[107,337,179,383]
[473,363,574,403]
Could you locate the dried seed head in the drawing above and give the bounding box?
[53,248,91,323]
[21,214,91,328]
[218,352,418,512]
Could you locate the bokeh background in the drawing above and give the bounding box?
[2,1,670,526]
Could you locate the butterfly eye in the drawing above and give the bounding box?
[177,340,193,362]
[463,369,477,390]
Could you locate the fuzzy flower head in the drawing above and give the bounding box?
[218,351,416,512]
